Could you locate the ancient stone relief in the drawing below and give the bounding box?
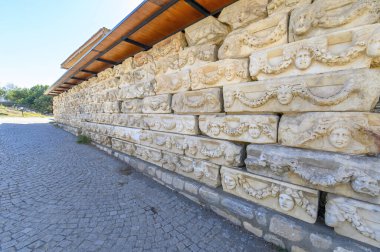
[190,59,250,90]
[279,112,380,155]
[221,167,319,223]
[218,13,288,59]
[83,131,111,147]
[114,57,133,77]
[178,44,218,70]
[184,16,230,46]
[267,0,311,16]
[134,144,163,166]
[154,70,191,95]
[249,24,380,80]
[113,114,146,129]
[218,0,268,30]
[118,81,155,99]
[153,53,180,75]
[199,115,278,143]
[289,0,380,41]
[111,138,136,156]
[245,144,380,204]
[102,101,120,114]
[143,114,199,135]
[139,130,185,155]
[132,63,156,84]
[325,194,380,248]
[223,69,380,113]
[142,94,172,114]
[120,99,143,113]
[171,88,222,114]
[132,51,154,69]
[151,32,187,60]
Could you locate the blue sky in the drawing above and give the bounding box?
[0,0,144,88]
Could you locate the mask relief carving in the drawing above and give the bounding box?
[172,88,222,114]
[142,94,172,114]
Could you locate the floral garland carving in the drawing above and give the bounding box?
[200,145,224,158]
[242,21,286,48]
[182,93,218,108]
[207,121,275,139]
[313,41,366,66]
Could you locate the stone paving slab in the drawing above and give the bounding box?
[0,118,276,251]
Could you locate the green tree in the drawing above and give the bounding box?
[0,88,6,98]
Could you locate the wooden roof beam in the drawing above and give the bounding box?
[184,0,210,16]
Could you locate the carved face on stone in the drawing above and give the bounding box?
[295,48,312,70]
[367,29,380,57]
[276,85,293,105]
[248,124,261,139]
[293,13,312,35]
[193,165,204,179]
[224,64,235,81]
[188,143,198,155]
[209,124,220,136]
[225,149,238,165]
[352,176,380,196]
[278,193,295,211]
[223,173,237,190]
[224,91,235,108]
[328,127,351,149]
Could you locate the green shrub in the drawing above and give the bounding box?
[77,135,91,144]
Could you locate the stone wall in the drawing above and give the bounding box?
[53,0,380,250]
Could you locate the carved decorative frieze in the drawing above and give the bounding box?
[171,88,222,114]
[114,114,146,129]
[82,122,142,143]
[249,24,380,80]
[199,115,278,143]
[132,63,156,84]
[151,32,187,60]
[142,94,172,114]
[132,51,154,69]
[223,69,380,113]
[190,59,250,90]
[218,0,268,30]
[178,44,218,70]
[134,144,163,166]
[114,57,133,77]
[154,53,180,75]
[219,13,288,59]
[221,167,319,223]
[325,194,380,248]
[267,0,311,16]
[102,101,120,114]
[139,130,185,155]
[143,114,199,135]
[154,70,191,95]
[118,81,155,99]
[279,112,380,155]
[111,138,136,156]
[184,16,230,46]
[82,131,111,147]
[246,144,380,204]
[120,99,143,113]
[289,0,380,42]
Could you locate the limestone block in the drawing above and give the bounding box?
[83,131,111,147]
[223,69,380,113]
[119,71,134,86]
[132,51,154,69]
[154,70,191,95]
[143,114,199,135]
[118,81,155,99]
[102,101,120,114]
[249,24,380,80]
[142,94,172,114]
[219,13,288,60]
[289,0,380,42]
[190,59,250,90]
[221,167,319,223]
[151,32,187,60]
[111,126,142,144]
[325,194,380,248]
[279,112,380,155]
[245,144,380,204]
[161,151,221,188]
[134,144,163,166]
[184,16,230,46]
[113,114,146,129]
[114,57,133,77]
[111,138,136,156]
[178,44,218,70]
[139,130,185,155]
[171,88,222,114]
[218,0,268,30]
[182,135,245,167]
[199,115,278,143]
[154,53,180,75]
[120,99,143,113]
[132,63,156,84]
[267,0,311,16]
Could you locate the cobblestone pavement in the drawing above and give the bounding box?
[0,118,276,252]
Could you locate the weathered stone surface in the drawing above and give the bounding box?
[120,99,143,113]
[171,88,222,114]
[221,167,319,223]
[218,0,268,30]
[190,59,250,90]
[220,198,255,219]
[269,215,306,241]
[132,63,156,84]
[142,94,172,114]
[309,233,332,250]
[267,0,311,16]
[224,69,380,113]
[325,194,380,248]
[84,113,146,129]
[83,131,111,147]
[82,123,143,144]
[199,186,220,205]
[219,13,288,59]
[263,234,285,249]
[151,32,187,60]
[184,16,230,46]
[210,206,242,226]
[132,51,154,69]
[279,112,380,155]
[246,144,380,204]
[139,130,185,154]
[249,24,380,80]
[289,0,380,42]
[134,144,163,166]
[178,44,218,70]
[161,151,221,188]
[183,135,245,167]
[102,101,120,113]
[153,53,180,75]
[154,69,191,94]
[118,81,155,99]
[111,138,136,155]
[143,114,199,135]
[243,222,263,237]
[199,115,278,143]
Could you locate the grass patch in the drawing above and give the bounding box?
[77,135,91,144]
[0,105,48,118]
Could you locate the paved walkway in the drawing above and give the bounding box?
[0,118,276,252]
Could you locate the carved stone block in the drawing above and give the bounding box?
[221,167,319,223]
[246,144,380,204]
[267,0,311,16]
[218,0,268,30]
[154,70,191,95]
[154,53,180,75]
[120,99,143,113]
[139,130,185,155]
[111,138,136,156]
[118,81,155,99]
[142,94,172,114]
[113,114,147,129]
[179,44,218,70]
[249,24,380,80]
[325,194,380,248]
[102,101,120,114]
[182,135,245,167]
[223,69,380,113]
[279,112,380,155]
[151,32,187,60]
[184,16,230,46]
[219,13,288,59]
[289,0,380,42]
[171,88,222,114]
[132,63,156,84]
[114,57,133,77]
[190,59,250,90]
[161,151,221,188]
[199,115,278,143]
[111,126,142,144]
[143,114,199,135]
[132,51,154,69]
[83,131,111,147]
[134,144,163,166]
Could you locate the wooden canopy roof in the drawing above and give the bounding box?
[46,0,237,96]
